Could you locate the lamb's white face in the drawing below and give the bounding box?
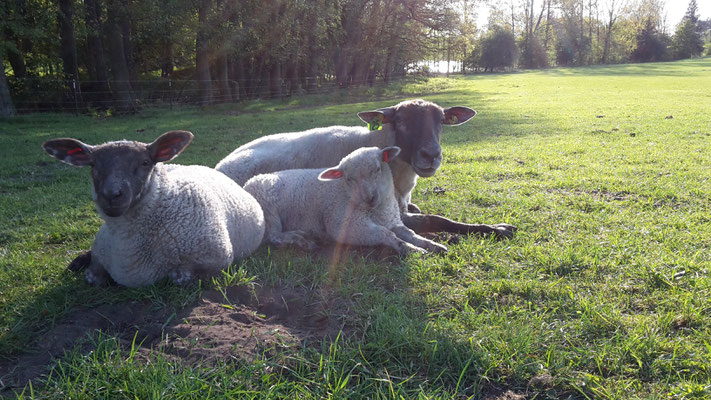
[319,146,400,210]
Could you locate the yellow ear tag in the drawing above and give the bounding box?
[448,115,459,124]
[368,115,384,131]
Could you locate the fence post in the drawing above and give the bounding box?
[169,79,173,109]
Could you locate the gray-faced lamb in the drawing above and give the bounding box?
[216,99,516,238]
[43,130,265,287]
[243,146,447,255]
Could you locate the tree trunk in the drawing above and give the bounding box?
[58,0,79,81]
[602,21,613,63]
[121,19,136,80]
[58,0,81,110]
[4,0,29,78]
[215,54,231,102]
[5,38,28,79]
[0,49,16,117]
[106,0,137,113]
[161,39,174,77]
[544,0,551,51]
[230,58,245,99]
[84,0,112,108]
[196,0,213,105]
[269,62,282,99]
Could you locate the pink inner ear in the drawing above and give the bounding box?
[163,137,184,147]
[382,151,389,163]
[67,147,83,155]
[322,169,343,179]
[155,147,175,159]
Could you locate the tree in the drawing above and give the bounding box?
[671,0,703,59]
[0,47,17,117]
[601,0,628,63]
[106,0,138,113]
[84,0,112,108]
[477,26,517,71]
[57,0,81,110]
[555,0,590,66]
[195,0,212,105]
[684,0,699,26]
[631,17,667,62]
[671,17,703,59]
[519,0,549,69]
[57,0,79,82]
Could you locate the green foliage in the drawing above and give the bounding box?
[2,56,711,399]
[474,26,517,71]
[631,18,669,62]
[672,18,704,59]
[518,35,549,69]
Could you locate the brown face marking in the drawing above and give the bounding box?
[389,99,445,177]
[90,141,155,217]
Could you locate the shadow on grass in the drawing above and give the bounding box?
[0,242,533,398]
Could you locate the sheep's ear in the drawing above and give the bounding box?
[318,168,343,181]
[357,107,396,125]
[149,130,194,163]
[43,138,94,166]
[381,146,400,163]
[443,106,477,126]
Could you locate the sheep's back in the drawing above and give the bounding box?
[165,165,265,259]
[216,126,396,185]
[244,169,345,240]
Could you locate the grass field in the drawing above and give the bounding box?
[1,57,710,399]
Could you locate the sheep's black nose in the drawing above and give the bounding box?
[418,148,441,162]
[106,188,123,200]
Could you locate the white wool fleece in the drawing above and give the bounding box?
[243,147,446,256]
[91,164,265,287]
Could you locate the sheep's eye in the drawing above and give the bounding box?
[142,159,151,167]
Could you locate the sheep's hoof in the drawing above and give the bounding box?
[407,203,422,213]
[431,243,448,254]
[400,243,427,256]
[169,269,194,286]
[85,267,110,286]
[68,251,92,272]
[491,223,517,239]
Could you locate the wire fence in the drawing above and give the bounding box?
[5,73,423,114]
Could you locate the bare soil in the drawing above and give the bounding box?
[0,283,351,390]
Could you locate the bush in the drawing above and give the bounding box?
[519,35,549,69]
[477,26,517,71]
[631,18,669,62]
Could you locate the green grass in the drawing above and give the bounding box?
[2,57,711,399]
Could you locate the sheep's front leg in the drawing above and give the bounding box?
[401,212,517,239]
[85,261,112,286]
[261,204,318,251]
[407,203,421,213]
[331,222,427,256]
[391,225,447,254]
[68,250,92,272]
[269,230,319,251]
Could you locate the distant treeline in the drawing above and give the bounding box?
[0,0,709,116]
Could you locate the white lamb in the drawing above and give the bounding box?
[243,146,447,255]
[43,130,265,287]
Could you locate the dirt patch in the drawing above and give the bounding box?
[0,284,351,390]
[482,389,527,400]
